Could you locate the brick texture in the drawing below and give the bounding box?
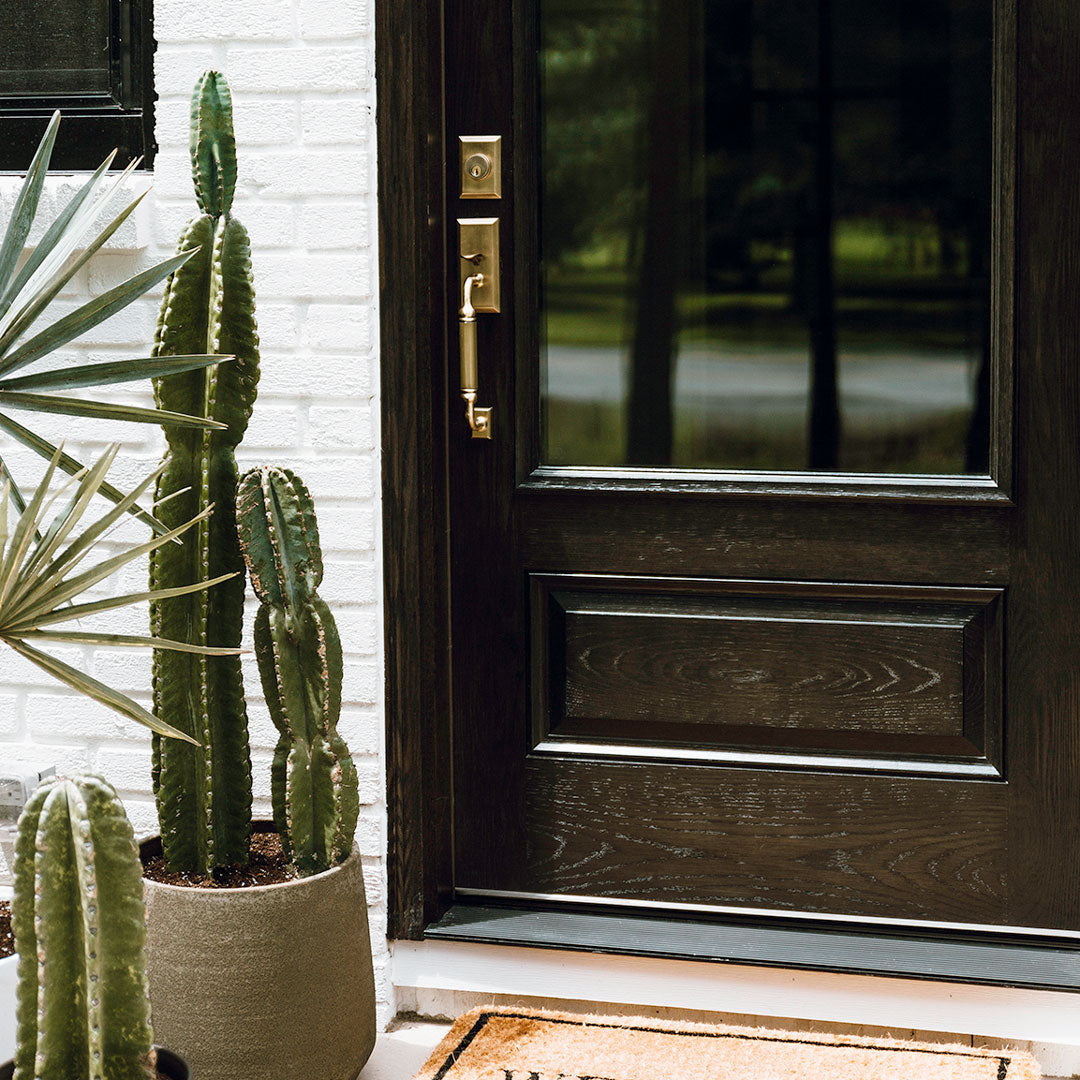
[0,0,389,1025]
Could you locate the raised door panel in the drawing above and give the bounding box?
[531,575,1003,775]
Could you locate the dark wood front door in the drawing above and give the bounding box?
[382,0,1080,979]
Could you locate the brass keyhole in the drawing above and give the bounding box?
[465,153,492,181]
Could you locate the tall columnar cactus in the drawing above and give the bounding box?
[150,71,260,874]
[12,775,154,1080]
[236,467,360,876]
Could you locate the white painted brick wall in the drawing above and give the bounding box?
[0,0,390,1026]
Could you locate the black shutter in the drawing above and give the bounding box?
[0,0,155,170]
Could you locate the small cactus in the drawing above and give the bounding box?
[150,70,260,874]
[236,466,359,876]
[12,775,154,1080]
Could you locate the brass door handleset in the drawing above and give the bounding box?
[457,221,499,439]
[457,137,502,440]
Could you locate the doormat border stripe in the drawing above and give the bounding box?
[420,1006,1038,1080]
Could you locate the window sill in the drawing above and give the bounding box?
[0,174,152,254]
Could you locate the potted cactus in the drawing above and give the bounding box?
[0,72,376,1080]
[0,774,188,1080]
[138,73,375,1080]
[143,466,374,1080]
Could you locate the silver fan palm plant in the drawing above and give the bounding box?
[0,111,228,534]
[0,444,239,742]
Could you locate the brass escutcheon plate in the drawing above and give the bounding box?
[458,218,500,313]
[459,135,502,199]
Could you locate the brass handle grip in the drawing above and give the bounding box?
[459,272,492,439]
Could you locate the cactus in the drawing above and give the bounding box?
[236,467,359,876]
[150,71,260,874]
[12,775,154,1080]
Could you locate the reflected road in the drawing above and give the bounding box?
[545,344,976,423]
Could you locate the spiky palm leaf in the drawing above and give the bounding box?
[0,445,239,743]
[0,111,231,534]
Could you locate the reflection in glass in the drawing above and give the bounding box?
[540,0,991,474]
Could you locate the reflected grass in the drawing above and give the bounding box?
[545,397,971,474]
[546,275,980,351]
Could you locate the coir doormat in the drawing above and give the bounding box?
[414,1006,1041,1080]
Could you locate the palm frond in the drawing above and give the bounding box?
[0,146,115,319]
[7,638,196,743]
[0,411,166,536]
[0,158,138,351]
[0,445,241,742]
[0,390,228,429]
[0,111,59,303]
[0,354,230,393]
[19,630,243,656]
[0,113,232,535]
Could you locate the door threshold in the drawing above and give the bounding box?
[393,936,1080,1055]
[425,902,1080,992]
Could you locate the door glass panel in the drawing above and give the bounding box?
[539,0,992,474]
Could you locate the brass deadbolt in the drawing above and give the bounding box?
[459,136,502,199]
[465,153,493,181]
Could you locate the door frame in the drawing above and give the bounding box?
[376,0,1080,990]
[375,0,455,940]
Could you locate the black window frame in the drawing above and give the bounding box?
[0,0,155,172]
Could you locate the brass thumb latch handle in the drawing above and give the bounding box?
[459,270,493,439]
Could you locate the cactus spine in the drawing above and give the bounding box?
[150,71,259,873]
[236,466,360,876]
[12,775,154,1080]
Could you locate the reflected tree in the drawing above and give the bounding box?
[625,0,697,465]
[807,0,840,469]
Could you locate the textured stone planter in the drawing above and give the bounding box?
[0,954,15,1065]
[142,826,375,1080]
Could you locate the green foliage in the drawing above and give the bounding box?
[12,774,155,1080]
[0,111,229,535]
[237,466,359,876]
[150,71,260,874]
[0,445,238,741]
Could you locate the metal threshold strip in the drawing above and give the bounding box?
[426,896,1080,992]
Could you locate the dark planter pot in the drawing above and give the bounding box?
[141,823,376,1080]
[157,1047,192,1079]
[0,1046,187,1080]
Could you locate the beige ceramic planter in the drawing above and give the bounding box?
[142,827,375,1080]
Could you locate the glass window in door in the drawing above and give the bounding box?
[539,0,992,474]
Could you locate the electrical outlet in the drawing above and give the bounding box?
[0,777,30,808]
